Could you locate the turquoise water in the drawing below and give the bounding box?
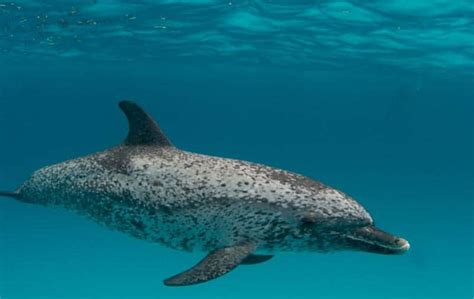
[0,1,473,298]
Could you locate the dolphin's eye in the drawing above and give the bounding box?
[301,212,318,222]
[300,213,317,229]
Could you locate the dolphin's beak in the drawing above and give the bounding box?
[344,226,410,254]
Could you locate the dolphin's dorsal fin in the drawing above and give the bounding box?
[119,101,173,147]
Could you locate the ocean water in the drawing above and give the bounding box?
[0,1,473,298]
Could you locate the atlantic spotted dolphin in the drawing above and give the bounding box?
[0,101,409,286]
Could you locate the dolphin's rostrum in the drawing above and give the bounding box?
[0,101,410,286]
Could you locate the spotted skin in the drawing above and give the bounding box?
[17,144,372,253]
[5,101,409,286]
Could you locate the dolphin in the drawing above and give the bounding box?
[0,101,409,286]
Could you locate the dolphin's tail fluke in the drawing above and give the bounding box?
[0,190,18,198]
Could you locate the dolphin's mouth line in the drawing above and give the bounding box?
[338,225,410,254]
[343,234,410,251]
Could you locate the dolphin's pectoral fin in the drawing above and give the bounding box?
[241,254,274,265]
[119,101,173,147]
[163,241,256,286]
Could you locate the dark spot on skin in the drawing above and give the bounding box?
[93,147,132,175]
[130,219,145,231]
[267,169,326,191]
[153,181,163,187]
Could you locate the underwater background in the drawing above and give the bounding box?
[0,0,473,298]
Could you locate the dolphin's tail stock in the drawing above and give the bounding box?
[0,190,18,199]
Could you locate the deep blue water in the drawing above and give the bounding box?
[0,1,473,299]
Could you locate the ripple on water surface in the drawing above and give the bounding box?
[0,0,473,72]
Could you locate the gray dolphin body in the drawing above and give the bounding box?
[0,101,409,286]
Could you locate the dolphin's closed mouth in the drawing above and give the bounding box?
[345,226,410,254]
